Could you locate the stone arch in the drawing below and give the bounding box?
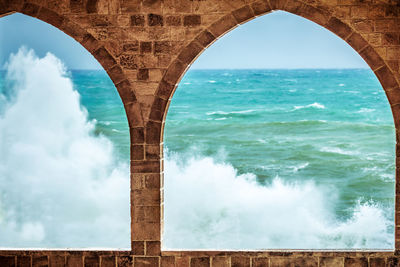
[0,1,144,130]
[153,1,399,125]
[154,0,400,248]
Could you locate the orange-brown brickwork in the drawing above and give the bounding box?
[1,0,400,266]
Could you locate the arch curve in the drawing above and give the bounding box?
[152,0,400,131]
[0,1,144,129]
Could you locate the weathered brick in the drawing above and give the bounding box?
[319,257,343,267]
[148,14,163,26]
[251,1,272,16]
[49,256,65,267]
[326,17,353,39]
[191,258,210,267]
[344,258,367,267]
[346,32,368,52]
[231,257,250,267]
[208,14,237,37]
[146,241,161,255]
[0,256,15,267]
[252,258,269,267]
[101,256,115,267]
[161,256,174,267]
[131,15,145,26]
[166,15,181,26]
[37,7,64,28]
[33,256,48,267]
[360,46,385,71]
[134,257,159,267]
[184,15,201,26]
[86,0,98,13]
[370,257,386,267]
[117,256,132,267]
[138,68,149,80]
[84,256,99,267]
[17,256,30,267]
[21,3,39,16]
[66,256,82,267]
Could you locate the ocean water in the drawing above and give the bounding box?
[163,69,395,249]
[0,49,395,249]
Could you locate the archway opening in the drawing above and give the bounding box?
[163,11,395,250]
[0,13,130,248]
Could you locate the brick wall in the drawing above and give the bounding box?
[0,0,400,266]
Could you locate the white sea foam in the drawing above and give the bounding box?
[357,108,375,113]
[291,162,309,172]
[338,83,345,87]
[293,102,325,111]
[206,109,256,116]
[0,48,130,248]
[320,147,359,156]
[163,152,393,249]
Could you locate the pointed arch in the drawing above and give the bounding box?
[0,1,144,129]
[153,0,400,250]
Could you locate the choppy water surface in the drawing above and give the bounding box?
[163,69,395,249]
[0,50,395,249]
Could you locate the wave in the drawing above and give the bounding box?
[357,108,375,113]
[319,147,359,156]
[0,48,130,248]
[206,109,256,116]
[293,102,325,111]
[163,151,393,249]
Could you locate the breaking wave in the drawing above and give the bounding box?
[163,152,393,249]
[0,48,130,248]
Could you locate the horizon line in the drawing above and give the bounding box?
[0,67,372,71]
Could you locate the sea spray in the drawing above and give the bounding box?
[163,151,393,249]
[0,48,130,248]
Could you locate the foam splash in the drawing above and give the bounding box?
[0,48,130,248]
[163,152,393,249]
[293,102,326,111]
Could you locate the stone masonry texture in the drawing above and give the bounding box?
[1,0,400,266]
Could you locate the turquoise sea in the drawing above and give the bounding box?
[0,62,395,249]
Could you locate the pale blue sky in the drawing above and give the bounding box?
[0,11,369,70]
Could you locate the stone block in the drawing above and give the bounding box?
[131,15,145,26]
[326,17,353,39]
[49,256,65,267]
[191,257,210,267]
[0,256,15,267]
[251,1,272,16]
[146,241,161,255]
[319,257,344,267]
[37,7,64,28]
[252,258,269,267]
[93,47,117,69]
[344,258,367,267]
[101,256,115,267]
[117,256,133,267]
[370,257,386,267]
[184,15,201,26]
[232,5,254,24]
[346,32,368,52]
[134,257,159,267]
[108,65,126,84]
[375,65,399,89]
[84,256,99,267]
[231,257,250,267]
[166,15,181,26]
[208,14,237,38]
[360,46,385,71]
[148,14,163,26]
[17,256,30,267]
[66,256,82,267]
